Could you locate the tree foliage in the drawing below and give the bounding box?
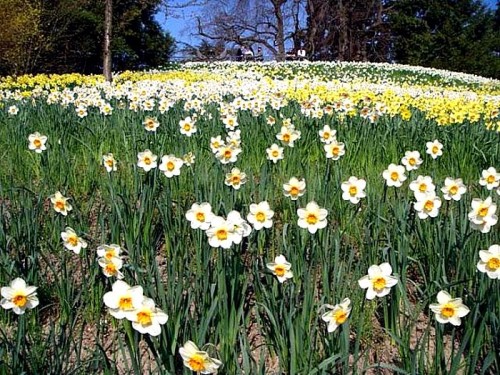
[389,0,500,78]
[0,0,175,75]
[0,0,43,75]
[189,0,499,77]
[1,0,499,78]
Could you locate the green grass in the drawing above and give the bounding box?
[0,63,499,374]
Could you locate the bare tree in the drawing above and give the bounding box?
[193,0,304,61]
[103,0,112,81]
[305,0,391,61]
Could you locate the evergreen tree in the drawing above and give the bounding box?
[390,0,500,78]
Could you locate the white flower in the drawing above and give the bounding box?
[414,193,442,219]
[183,152,195,166]
[321,298,351,333]
[266,143,284,163]
[429,291,469,326]
[441,177,467,201]
[226,130,241,148]
[61,227,87,254]
[468,197,498,233]
[283,177,306,200]
[102,153,117,172]
[143,117,160,132]
[426,139,443,159]
[179,116,197,136]
[324,139,345,160]
[75,105,88,118]
[297,201,328,234]
[1,278,39,315]
[227,210,252,244]
[318,125,336,144]
[206,216,237,249]
[97,244,123,261]
[185,203,214,230]
[341,176,366,204]
[477,244,500,279]
[126,297,168,336]
[247,201,274,230]
[382,164,406,187]
[100,103,113,115]
[479,167,500,190]
[159,155,184,178]
[216,145,241,164]
[179,341,223,374]
[8,105,19,115]
[266,255,293,283]
[137,149,157,172]
[266,115,276,126]
[103,280,144,319]
[224,167,247,190]
[358,263,398,300]
[222,114,238,130]
[209,136,225,154]
[276,125,301,147]
[50,191,72,216]
[28,132,48,153]
[401,151,423,171]
[98,256,124,279]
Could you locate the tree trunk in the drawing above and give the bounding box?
[103,0,112,82]
[272,0,286,61]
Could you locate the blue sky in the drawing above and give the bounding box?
[156,0,498,49]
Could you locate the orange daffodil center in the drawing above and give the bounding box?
[274,265,286,277]
[372,277,386,291]
[441,304,455,318]
[216,229,228,240]
[137,310,153,326]
[307,213,318,224]
[334,309,348,324]
[487,257,500,270]
[188,354,206,372]
[13,293,27,307]
[119,297,133,310]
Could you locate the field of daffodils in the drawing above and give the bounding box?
[0,61,499,374]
